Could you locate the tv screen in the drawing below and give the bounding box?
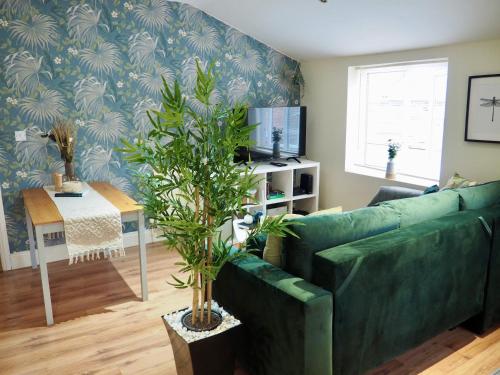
[247,106,306,158]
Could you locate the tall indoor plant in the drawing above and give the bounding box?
[120,61,294,330]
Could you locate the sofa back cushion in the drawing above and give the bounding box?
[456,180,500,210]
[380,190,459,227]
[283,206,399,281]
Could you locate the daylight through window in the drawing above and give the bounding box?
[345,59,449,185]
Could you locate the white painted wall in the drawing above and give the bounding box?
[302,38,500,211]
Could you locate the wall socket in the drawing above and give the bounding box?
[15,130,26,142]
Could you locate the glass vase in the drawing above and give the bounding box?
[64,161,76,181]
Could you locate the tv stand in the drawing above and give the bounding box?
[228,159,320,244]
[286,157,302,163]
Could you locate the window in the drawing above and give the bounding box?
[345,60,448,186]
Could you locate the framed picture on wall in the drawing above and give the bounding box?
[465,74,500,143]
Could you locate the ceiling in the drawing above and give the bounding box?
[180,0,500,61]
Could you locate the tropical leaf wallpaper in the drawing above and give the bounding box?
[0,0,300,253]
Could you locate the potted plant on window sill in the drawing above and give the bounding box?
[385,139,400,180]
[119,61,295,375]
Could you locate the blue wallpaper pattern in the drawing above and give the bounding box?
[0,0,300,253]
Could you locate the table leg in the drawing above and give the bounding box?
[138,211,148,301]
[25,208,37,269]
[35,226,54,326]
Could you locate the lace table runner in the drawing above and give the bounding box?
[43,183,125,264]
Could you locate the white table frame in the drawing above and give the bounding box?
[26,209,148,326]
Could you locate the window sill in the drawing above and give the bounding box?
[346,165,438,188]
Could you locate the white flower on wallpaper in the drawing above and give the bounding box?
[74,77,114,115]
[67,4,108,46]
[232,48,261,77]
[81,145,120,181]
[225,28,248,51]
[4,51,52,95]
[138,65,174,97]
[15,126,58,168]
[26,160,64,187]
[19,89,66,124]
[187,24,219,57]
[79,42,120,76]
[181,56,206,91]
[133,0,171,31]
[133,98,159,137]
[86,111,126,144]
[227,77,250,105]
[128,32,165,69]
[9,14,57,51]
[179,5,205,25]
[1,0,32,18]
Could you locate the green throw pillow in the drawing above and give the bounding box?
[456,180,500,210]
[381,190,459,227]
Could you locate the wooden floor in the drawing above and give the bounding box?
[0,243,498,375]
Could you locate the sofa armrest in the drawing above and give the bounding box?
[214,255,333,375]
[368,185,424,206]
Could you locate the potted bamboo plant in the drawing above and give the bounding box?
[119,61,295,375]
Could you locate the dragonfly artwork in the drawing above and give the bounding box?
[480,96,500,122]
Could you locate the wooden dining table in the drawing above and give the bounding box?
[22,182,148,326]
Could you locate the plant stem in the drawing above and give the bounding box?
[192,270,198,325]
[201,189,208,324]
[192,187,200,325]
[207,215,214,324]
[200,275,206,322]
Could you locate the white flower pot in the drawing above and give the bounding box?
[385,160,396,179]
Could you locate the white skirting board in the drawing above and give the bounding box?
[9,229,163,270]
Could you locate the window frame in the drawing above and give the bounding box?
[345,58,449,187]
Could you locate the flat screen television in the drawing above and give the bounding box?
[237,106,306,161]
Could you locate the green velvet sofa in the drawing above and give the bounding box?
[214,181,500,375]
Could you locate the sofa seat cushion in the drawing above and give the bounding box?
[456,180,500,210]
[380,190,459,227]
[283,206,399,281]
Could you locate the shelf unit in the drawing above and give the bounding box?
[240,159,320,217]
[226,159,320,244]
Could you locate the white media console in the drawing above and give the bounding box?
[241,158,320,216]
[229,158,320,243]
